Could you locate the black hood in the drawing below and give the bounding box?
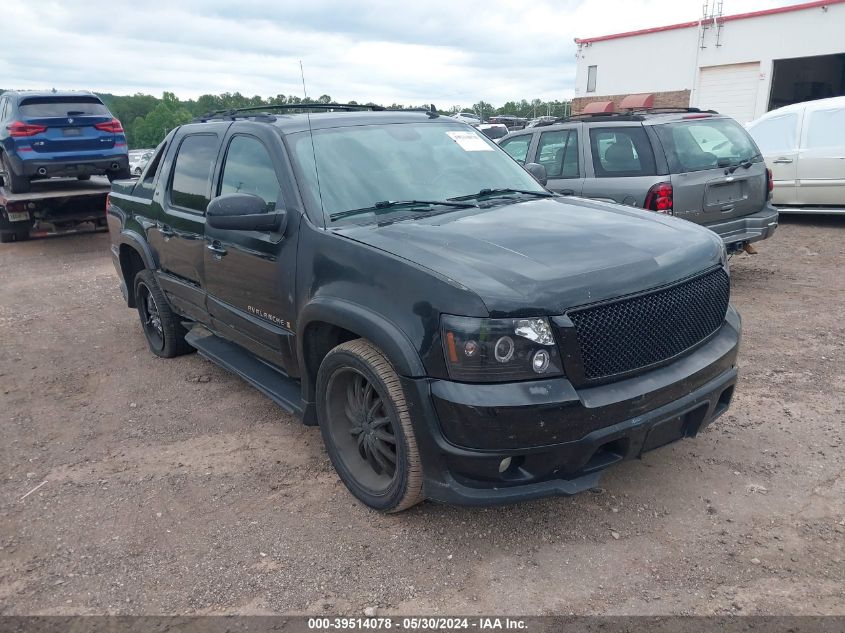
[335,197,725,316]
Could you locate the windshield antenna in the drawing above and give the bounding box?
[300,60,326,226]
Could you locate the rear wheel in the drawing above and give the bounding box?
[133,269,193,358]
[317,339,424,513]
[0,154,30,194]
[0,228,30,243]
[108,168,131,182]
[77,174,91,181]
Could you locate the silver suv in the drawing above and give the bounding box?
[499,109,779,252]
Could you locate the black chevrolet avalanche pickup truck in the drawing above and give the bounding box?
[107,105,741,512]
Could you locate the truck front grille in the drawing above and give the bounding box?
[567,267,730,382]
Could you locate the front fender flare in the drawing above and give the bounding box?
[297,297,426,403]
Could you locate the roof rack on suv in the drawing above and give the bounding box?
[194,103,439,123]
[534,106,719,127]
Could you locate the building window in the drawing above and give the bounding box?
[587,65,597,93]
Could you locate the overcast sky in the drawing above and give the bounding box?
[3,0,794,106]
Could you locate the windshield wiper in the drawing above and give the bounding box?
[329,199,477,222]
[726,159,754,174]
[449,188,554,201]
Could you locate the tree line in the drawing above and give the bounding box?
[1,89,572,149]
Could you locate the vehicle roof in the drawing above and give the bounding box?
[752,96,845,121]
[5,90,99,101]
[505,111,733,133]
[182,110,467,136]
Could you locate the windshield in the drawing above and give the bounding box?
[654,117,762,173]
[290,121,546,224]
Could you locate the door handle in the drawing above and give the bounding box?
[158,224,174,238]
[772,158,793,164]
[207,242,227,257]
[560,189,575,196]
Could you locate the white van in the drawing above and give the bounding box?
[747,96,845,214]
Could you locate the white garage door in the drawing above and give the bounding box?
[696,62,760,123]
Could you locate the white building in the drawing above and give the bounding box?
[573,0,845,122]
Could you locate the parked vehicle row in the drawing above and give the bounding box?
[500,109,779,252]
[107,104,739,513]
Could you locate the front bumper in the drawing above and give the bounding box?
[703,203,779,250]
[404,306,741,505]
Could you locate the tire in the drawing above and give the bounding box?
[77,174,91,181]
[108,168,131,182]
[0,153,31,194]
[133,269,193,358]
[0,228,29,243]
[316,339,424,513]
[133,167,142,176]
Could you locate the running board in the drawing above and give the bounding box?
[185,325,304,416]
[777,207,845,215]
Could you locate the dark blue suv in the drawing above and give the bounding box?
[0,90,130,193]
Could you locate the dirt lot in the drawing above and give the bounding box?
[0,218,843,616]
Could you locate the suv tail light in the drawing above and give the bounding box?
[7,121,47,137]
[94,118,124,133]
[644,182,673,214]
[766,167,773,199]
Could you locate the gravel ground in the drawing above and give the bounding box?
[0,217,843,616]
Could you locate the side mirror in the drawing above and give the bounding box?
[524,162,548,187]
[206,193,287,233]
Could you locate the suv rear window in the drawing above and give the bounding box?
[654,117,760,173]
[589,127,655,177]
[18,97,110,117]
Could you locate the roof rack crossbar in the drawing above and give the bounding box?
[194,102,440,123]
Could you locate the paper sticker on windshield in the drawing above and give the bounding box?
[446,131,494,152]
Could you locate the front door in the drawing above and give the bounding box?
[203,132,298,375]
[148,131,224,322]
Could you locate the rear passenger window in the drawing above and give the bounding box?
[747,114,797,154]
[589,127,655,177]
[805,108,845,149]
[219,136,280,211]
[170,134,219,212]
[537,130,579,178]
[499,135,531,164]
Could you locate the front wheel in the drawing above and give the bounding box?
[77,174,91,181]
[317,339,424,512]
[133,269,193,358]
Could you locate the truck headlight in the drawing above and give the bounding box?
[441,315,563,382]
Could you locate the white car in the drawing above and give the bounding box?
[746,96,845,214]
[450,112,481,126]
[128,149,154,176]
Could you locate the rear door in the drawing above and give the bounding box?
[796,105,845,206]
[147,127,226,321]
[746,112,800,205]
[534,126,584,195]
[654,117,769,224]
[17,96,120,156]
[203,127,299,374]
[581,125,658,206]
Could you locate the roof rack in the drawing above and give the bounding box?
[535,106,719,126]
[193,103,439,123]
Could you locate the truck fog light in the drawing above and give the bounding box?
[498,457,512,473]
[494,336,515,363]
[532,349,551,373]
